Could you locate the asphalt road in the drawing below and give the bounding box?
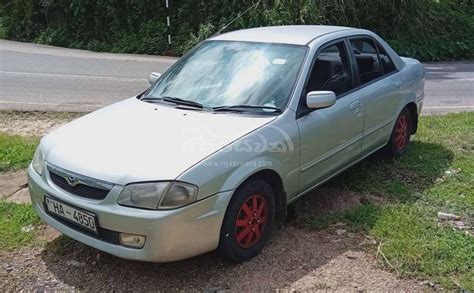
[0,39,473,113]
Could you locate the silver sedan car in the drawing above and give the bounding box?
[28,25,425,263]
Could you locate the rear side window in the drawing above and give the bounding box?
[306,41,353,97]
[350,38,383,85]
[376,43,397,74]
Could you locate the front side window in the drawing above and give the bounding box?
[306,41,353,97]
[146,41,307,110]
[350,38,383,85]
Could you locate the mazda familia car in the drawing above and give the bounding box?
[28,25,424,263]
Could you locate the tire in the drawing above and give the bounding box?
[218,178,275,263]
[383,107,412,158]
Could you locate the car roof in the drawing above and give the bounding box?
[210,25,362,45]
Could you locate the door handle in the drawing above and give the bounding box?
[349,101,361,111]
[395,81,402,88]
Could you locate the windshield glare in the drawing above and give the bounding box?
[146,41,307,110]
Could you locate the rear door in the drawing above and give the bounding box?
[348,37,402,155]
[296,39,365,194]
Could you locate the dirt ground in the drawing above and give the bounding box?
[0,224,427,291]
[0,112,430,291]
[0,111,83,137]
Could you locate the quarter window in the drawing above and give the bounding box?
[350,38,383,85]
[306,41,353,97]
[376,43,397,74]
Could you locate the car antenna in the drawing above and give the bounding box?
[213,1,261,36]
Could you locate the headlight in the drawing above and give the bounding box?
[117,181,198,210]
[159,182,198,209]
[118,182,169,210]
[32,146,45,175]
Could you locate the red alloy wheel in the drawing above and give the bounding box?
[234,194,268,249]
[395,115,409,150]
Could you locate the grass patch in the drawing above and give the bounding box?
[304,113,474,290]
[0,201,42,250]
[304,203,382,231]
[373,205,474,290]
[0,132,38,172]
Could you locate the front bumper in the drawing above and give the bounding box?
[28,165,233,262]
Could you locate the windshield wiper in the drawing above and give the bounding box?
[142,96,204,109]
[213,105,282,113]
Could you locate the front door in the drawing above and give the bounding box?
[296,40,365,194]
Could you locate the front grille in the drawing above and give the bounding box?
[49,170,110,200]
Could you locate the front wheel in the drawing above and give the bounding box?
[218,178,275,263]
[384,108,412,158]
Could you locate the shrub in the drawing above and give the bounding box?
[0,0,472,61]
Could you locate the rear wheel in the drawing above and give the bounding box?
[218,178,275,263]
[384,108,412,158]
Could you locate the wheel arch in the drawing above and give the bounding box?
[234,169,287,222]
[405,102,418,134]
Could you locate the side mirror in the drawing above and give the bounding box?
[306,91,336,109]
[148,72,161,85]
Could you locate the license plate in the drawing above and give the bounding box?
[44,196,98,234]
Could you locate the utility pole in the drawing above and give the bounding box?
[165,0,171,45]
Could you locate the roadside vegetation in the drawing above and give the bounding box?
[0,17,5,39]
[0,113,472,289]
[303,113,474,290]
[0,132,41,250]
[0,0,472,61]
[0,132,37,172]
[0,201,41,250]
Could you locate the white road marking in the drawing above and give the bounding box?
[427,78,474,82]
[0,70,147,82]
[424,105,474,109]
[0,100,101,107]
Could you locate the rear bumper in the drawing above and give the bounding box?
[28,164,233,262]
[416,91,424,115]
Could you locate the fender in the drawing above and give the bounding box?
[177,113,301,201]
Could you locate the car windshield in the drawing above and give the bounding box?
[145,41,307,110]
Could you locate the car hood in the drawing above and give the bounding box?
[42,97,275,185]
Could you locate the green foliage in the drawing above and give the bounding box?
[176,23,216,55]
[0,132,38,172]
[0,15,5,38]
[0,0,472,60]
[0,201,41,250]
